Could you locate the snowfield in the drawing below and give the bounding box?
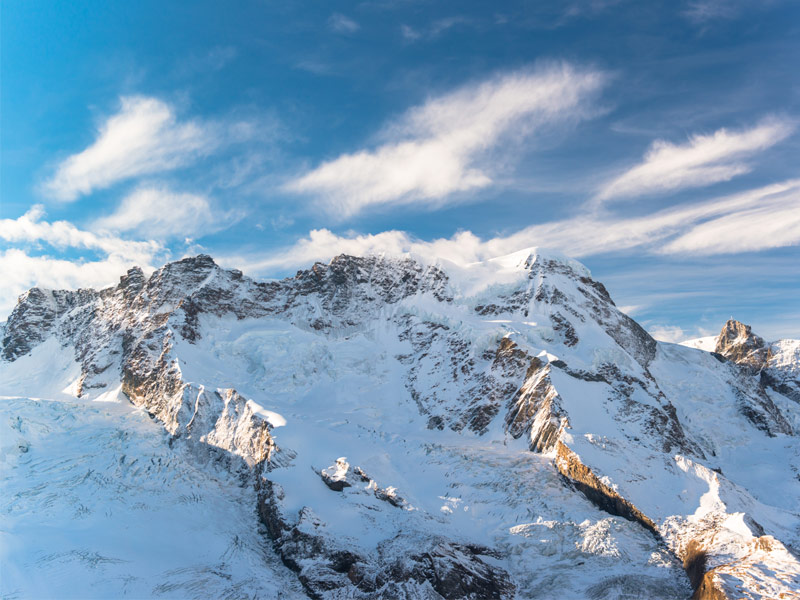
[0,391,304,599]
[0,338,305,600]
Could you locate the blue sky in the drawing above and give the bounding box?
[1,0,799,340]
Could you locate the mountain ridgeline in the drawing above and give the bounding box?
[1,251,798,599]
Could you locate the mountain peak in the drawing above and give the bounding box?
[485,246,591,277]
[715,319,770,370]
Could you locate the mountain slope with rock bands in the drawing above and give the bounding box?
[2,249,798,599]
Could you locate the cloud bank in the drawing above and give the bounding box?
[233,179,800,273]
[0,206,165,314]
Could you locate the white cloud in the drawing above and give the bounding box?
[647,325,688,343]
[0,249,156,317]
[596,118,794,202]
[42,96,226,201]
[233,179,800,274]
[617,304,643,316]
[400,24,421,41]
[660,183,800,254]
[399,16,474,42]
[285,63,607,217]
[203,46,238,70]
[682,0,752,23]
[0,206,166,317]
[0,204,161,264]
[428,16,470,36]
[328,13,360,34]
[93,186,238,240]
[511,179,800,257]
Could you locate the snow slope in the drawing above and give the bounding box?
[1,250,798,599]
[680,336,717,352]
[0,342,304,599]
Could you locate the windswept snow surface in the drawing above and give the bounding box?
[0,347,303,600]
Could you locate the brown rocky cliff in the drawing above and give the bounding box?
[715,319,770,371]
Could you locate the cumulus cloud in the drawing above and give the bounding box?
[285,63,607,217]
[93,186,238,240]
[0,249,157,317]
[0,206,166,316]
[0,204,161,264]
[328,13,360,33]
[233,179,800,274]
[42,96,241,201]
[596,118,794,202]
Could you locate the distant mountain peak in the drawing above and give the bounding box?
[715,319,770,370]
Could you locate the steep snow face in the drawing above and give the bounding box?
[0,394,305,599]
[1,251,799,600]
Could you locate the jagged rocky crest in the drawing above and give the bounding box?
[2,251,799,599]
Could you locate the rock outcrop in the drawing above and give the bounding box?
[715,319,771,371]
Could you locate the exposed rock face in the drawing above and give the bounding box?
[715,319,770,371]
[256,477,513,599]
[1,287,97,360]
[320,457,352,491]
[2,250,799,599]
[554,442,658,536]
[505,356,566,453]
[710,319,798,433]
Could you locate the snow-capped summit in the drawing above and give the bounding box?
[1,252,798,599]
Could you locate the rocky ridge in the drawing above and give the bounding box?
[1,250,799,599]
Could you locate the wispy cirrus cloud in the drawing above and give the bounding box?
[42,96,251,202]
[328,13,360,34]
[94,186,240,241]
[648,325,692,343]
[284,63,607,217]
[681,0,770,24]
[683,0,740,22]
[400,16,473,42]
[659,183,800,254]
[527,179,800,257]
[400,24,422,41]
[235,179,800,273]
[595,117,795,202]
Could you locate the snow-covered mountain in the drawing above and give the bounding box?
[1,250,798,600]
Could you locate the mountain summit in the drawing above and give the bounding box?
[2,252,798,599]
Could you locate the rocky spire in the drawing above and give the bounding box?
[714,319,770,371]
